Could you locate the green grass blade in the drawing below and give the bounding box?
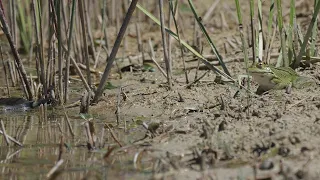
[186,0,230,76]
[267,0,275,41]
[310,0,319,56]
[136,3,232,81]
[287,0,296,64]
[16,0,32,53]
[276,0,289,67]
[234,0,249,69]
[294,0,320,68]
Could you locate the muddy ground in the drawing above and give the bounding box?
[1,0,320,179]
[65,0,320,179]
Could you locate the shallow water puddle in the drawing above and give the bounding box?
[0,112,153,179]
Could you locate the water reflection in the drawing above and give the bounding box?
[0,112,153,179]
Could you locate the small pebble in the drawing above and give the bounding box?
[295,170,305,179]
[259,159,274,170]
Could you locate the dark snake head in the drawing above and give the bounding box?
[47,86,57,105]
[36,86,57,107]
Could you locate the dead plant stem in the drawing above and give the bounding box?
[93,0,138,103]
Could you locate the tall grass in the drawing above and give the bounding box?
[235,0,320,70]
[16,0,32,54]
[294,0,320,68]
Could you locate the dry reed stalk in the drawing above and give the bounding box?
[8,60,16,86]
[193,18,197,47]
[0,129,23,146]
[80,91,90,113]
[203,0,221,22]
[250,0,256,63]
[49,0,64,104]
[89,121,96,145]
[194,36,202,81]
[8,0,16,45]
[63,105,75,137]
[64,0,76,103]
[32,0,46,92]
[159,0,172,90]
[0,120,10,145]
[83,0,97,70]
[111,0,116,25]
[46,159,64,178]
[102,0,110,54]
[62,45,91,92]
[46,3,55,90]
[135,23,143,64]
[258,0,263,62]
[44,103,48,121]
[85,121,95,150]
[30,74,35,98]
[93,0,139,103]
[58,135,64,160]
[167,5,172,68]
[60,0,68,37]
[106,124,123,147]
[0,47,10,96]
[148,38,168,78]
[39,104,44,122]
[0,0,33,100]
[99,127,105,148]
[169,1,189,84]
[79,0,92,88]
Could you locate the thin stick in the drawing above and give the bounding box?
[83,0,97,72]
[58,135,64,160]
[53,0,64,103]
[102,0,110,55]
[63,105,75,137]
[276,0,288,67]
[169,1,189,84]
[249,0,256,63]
[106,124,123,147]
[0,129,23,146]
[64,0,77,103]
[159,0,172,90]
[93,0,138,103]
[99,127,105,148]
[116,86,121,126]
[0,47,10,96]
[46,159,64,178]
[203,0,221,22]
[7,60,14,86]
[266,27,277,64]
[167,3,172,70]
[0,149,22,163]
[185,71,209,88]
[258,0,263,62]
[0,120,10,145]
[135,23,143,64]
[61,46,91,92]
[85,122,94,149]
[32,0,45,91]
[148,39,168,78]
[79,0,92,87]
[9,0,17,44]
